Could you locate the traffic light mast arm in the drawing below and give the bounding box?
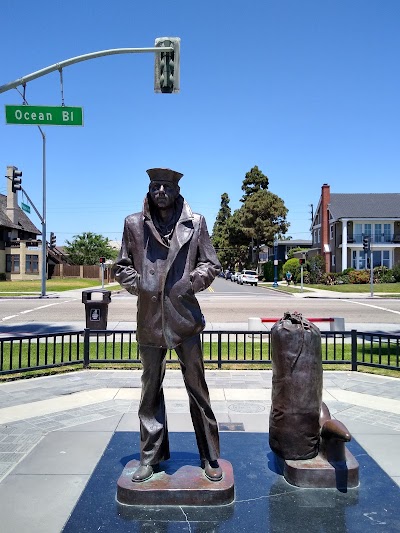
[0,46,174,94]
[20,187,43,223]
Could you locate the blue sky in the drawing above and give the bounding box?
[1,1,399,246]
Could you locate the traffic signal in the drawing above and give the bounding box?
[99,257,106,264]
[299,258,305,265]
[49,232,56,249]
[362,236,370,253]
[11,166,22,192]
[154,37,180,94]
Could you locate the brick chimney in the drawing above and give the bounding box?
[321,183,331,272]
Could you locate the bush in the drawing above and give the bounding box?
[282,258,300,282]
[263,261,283,282]
[335,274,350,284]
[0,273,6,281]
[373,266,395,284]
[308,255,325,284]
[349,269,370,284]
[392,263,400,282]
[322,272,338,285]
[301,270,311,284]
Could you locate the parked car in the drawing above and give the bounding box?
[225,271,233,280]
[240,269,258,286]
[231,271,241,282]
[236,272,243,284]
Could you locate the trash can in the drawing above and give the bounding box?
[82,289,112,331]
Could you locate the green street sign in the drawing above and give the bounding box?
[5,105,84,126]
[21,202,31,213]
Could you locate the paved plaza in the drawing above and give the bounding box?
[0,369,399,531]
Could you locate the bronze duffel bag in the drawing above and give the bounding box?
[269,311,323,460]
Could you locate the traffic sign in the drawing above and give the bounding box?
[21,202,31,213]
[5,105,83,126]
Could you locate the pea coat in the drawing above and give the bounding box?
[113,194,221,349]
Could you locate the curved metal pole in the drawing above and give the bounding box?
[0,47,173,94]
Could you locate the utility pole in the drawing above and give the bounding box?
[273,237,278,287]
[363,236,373,298]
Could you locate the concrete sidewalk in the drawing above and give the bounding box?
[258,281,400,299]
[0,369,399,532]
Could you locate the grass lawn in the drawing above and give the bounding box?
[0,278,121,296]
[308,282,400,293]
[1,339,398,379]
[266,282,400,295]
[264,285,313,294]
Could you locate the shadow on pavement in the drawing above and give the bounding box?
[0,323,82,337]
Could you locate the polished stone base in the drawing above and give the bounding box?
[62,432,400,532]
[282,447,359,489]
[117,458,234,506]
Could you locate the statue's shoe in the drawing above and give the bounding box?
[201,459,223,481]
[131,464,154,482]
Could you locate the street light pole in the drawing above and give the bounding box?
[40,128,46,297]
[14,88,47,297]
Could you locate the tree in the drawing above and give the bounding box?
[225,210,252,270]
[213,193,231,228]
[238,189,289,266]
[212,165,289,269]
[212,193,236,269]
[240,190,289,243]
[240,165,269,202]
[64,232,118,265]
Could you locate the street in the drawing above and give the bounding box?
[0,277,400,336]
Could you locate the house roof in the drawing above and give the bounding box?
[0,194,41,235]
[263,239,311,251]
[329,193,400,219]
[275,239,312,247]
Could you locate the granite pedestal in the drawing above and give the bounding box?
[62,432,400,532]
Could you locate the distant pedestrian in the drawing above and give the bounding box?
[285,271,292,285]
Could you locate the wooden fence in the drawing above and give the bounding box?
[52,264,115,282]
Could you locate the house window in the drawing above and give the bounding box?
[354,223,363,243]
[317,229,320,243]
[6,254,20,273]
[331,255,335,267]
[352,250,391,270]
[372,250,391,269]
[25,254,39,273]
[354,223,393,244]
[383,250,390,267]
[384,224,391,242]
[352,250,367,269]
[330,225,334,240]
[374,224,382,244]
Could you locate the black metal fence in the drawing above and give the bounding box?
[0,329,399,376]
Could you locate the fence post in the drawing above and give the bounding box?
[83,328,90,368]
[217,332,222,369]
[351,329,358,371]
